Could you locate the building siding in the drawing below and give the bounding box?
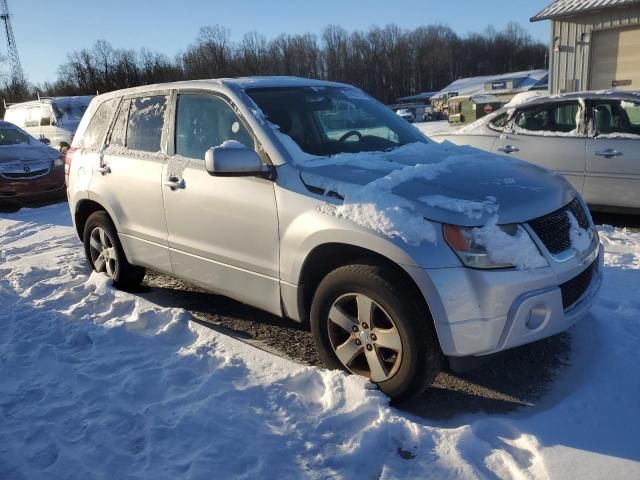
[549,5,640,93]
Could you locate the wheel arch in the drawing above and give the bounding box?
[73,198,123,243]
[296,242,435,331]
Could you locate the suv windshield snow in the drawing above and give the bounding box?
[247,86,426,157]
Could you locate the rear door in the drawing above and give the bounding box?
[493,100,586,193]
[584,98,640,209]
[91,93,172,272]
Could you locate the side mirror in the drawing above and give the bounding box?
[204,143,265,177]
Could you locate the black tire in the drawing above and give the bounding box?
[82,211,145,291]
[310,263,441,402]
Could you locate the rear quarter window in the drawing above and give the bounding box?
[79,99,118,150]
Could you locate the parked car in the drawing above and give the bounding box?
[66,77,602,401]
[431,91,640,213]
[422,105,439,122]
[396,108,415,122]
[4,96,93,151]
[0,121,65,204]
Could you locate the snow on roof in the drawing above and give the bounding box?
[5,95,94,110]
[450,94,501,103]
[92,77,353,104]
[434,70,549,98]
[531,0,640,21]
[396,92,438,102]
[222,76,350,89]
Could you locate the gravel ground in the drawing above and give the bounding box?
[142,271,572,420]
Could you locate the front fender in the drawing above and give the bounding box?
[278,202,460,286]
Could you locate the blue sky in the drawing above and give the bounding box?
[11,0,552,84]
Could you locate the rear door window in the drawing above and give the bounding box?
[592,100,640,137]
[126,96,168,153]
[175,94,254,160]
[514,102,580,135]
[81,98,118,150]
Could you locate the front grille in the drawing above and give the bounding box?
[528,198,590,254]
[559,260,596,310]
[1,168,49,179]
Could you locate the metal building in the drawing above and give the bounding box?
[532,0,640,93]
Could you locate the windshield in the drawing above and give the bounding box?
[0,127,31,146]
[246,86,426,157]
[52,99,91,130]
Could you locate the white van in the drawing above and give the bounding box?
[4,96,94,150]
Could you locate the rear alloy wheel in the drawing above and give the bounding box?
[311,263,441,402]
[89,226,118,278]
[83,211,145,291]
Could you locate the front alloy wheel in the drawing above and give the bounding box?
[311,263,442,402]
[328,293,403,382]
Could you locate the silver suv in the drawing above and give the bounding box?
[66,77,603,401]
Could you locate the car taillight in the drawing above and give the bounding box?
[64,147,77,188]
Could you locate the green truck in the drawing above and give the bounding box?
[447,94,503,125]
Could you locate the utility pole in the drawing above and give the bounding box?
[0,0,24,85]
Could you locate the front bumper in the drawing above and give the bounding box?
[0,166,65,203]
[420,244,603,357]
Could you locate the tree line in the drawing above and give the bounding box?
[3,22,547,105]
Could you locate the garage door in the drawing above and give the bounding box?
[590,26,640,91]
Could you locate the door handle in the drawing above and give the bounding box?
[96,165,111,175]
[595,149,623,159]
[498,145,520,154]
[164,177,185,190]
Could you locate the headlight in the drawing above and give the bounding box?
[443,222,547,270]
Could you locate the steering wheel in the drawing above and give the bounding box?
[338,130,362,143]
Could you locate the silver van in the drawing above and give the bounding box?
[66,77,602,400]
[4,96,93,150]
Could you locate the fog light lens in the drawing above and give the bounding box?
[526,304,549,330]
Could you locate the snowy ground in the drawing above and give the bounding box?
[414,120,455,138]
[1,203,639,479]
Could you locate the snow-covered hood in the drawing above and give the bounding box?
[0,143,60,164]
[299,142,576,226]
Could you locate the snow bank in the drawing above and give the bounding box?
[1,204,640,479]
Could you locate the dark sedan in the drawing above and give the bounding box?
[0,121,65,205]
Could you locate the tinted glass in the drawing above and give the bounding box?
[592,100,640,136]
[515,102,579,134]
[82,99,118,150]
[127,96,167,152]
[247,86,426,157]
[489,113,509,130]
[175,94,254,160]
[0,127,30,146]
